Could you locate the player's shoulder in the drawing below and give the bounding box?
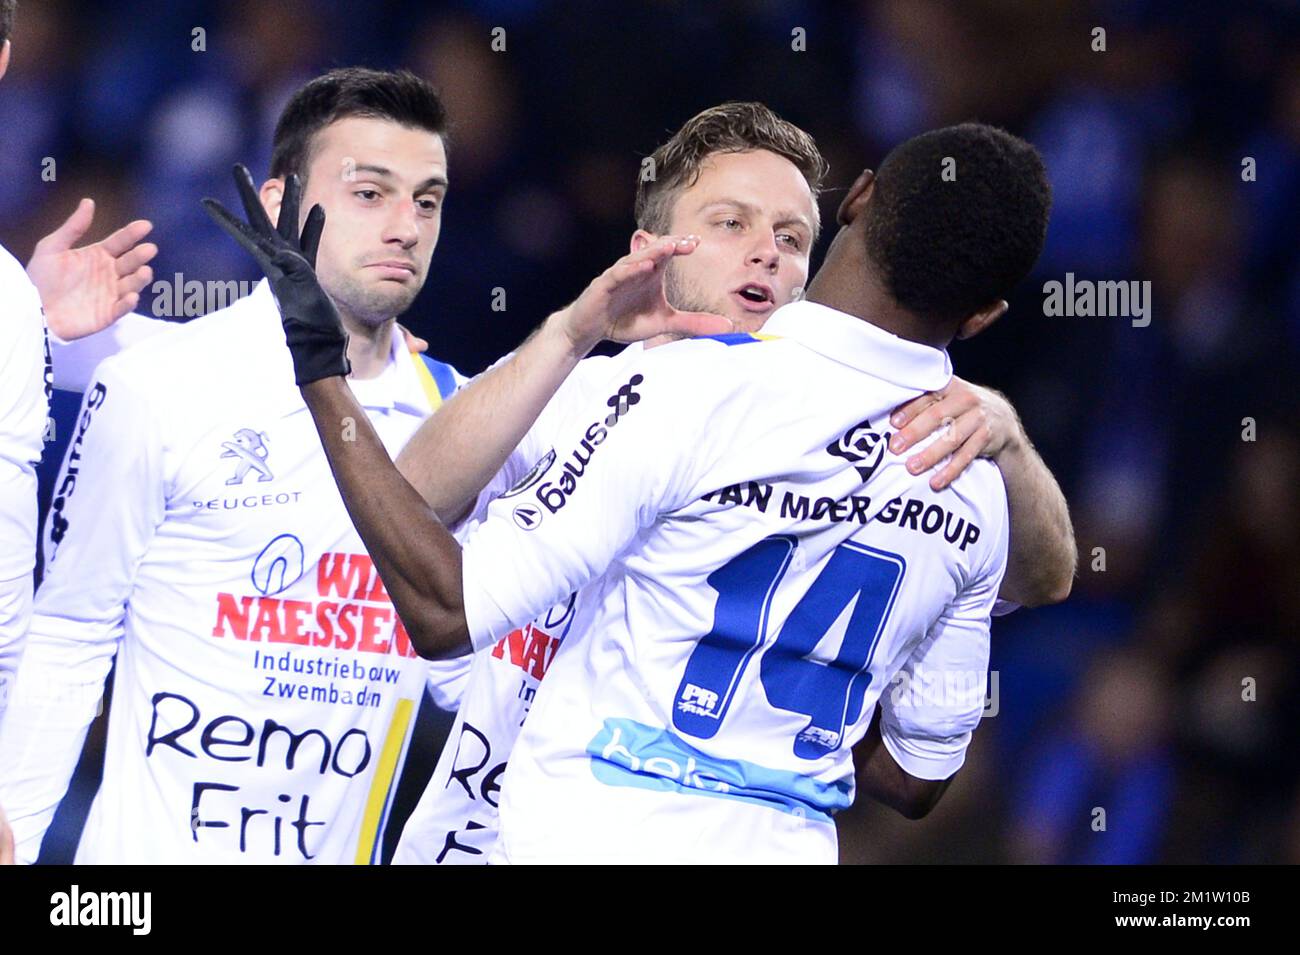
[0,242,30,284]
[0,243,43,317]
[942,457,1011,564]
[415,352,466,400]
[96,285,280,389]
[612,331,795,391]
[947,457,1009,513]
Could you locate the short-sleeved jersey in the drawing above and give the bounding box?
[459,301,1009,864]
[0,281,469,864]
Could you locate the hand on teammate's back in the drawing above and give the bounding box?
[887,375,1025,490]
[26,198,157,342]
[554,235,733,355]
[202,164,349,386]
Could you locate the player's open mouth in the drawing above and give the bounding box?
[732,283,774,312]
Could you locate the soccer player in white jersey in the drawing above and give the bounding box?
[219,119,1060,863]
[388,104,1073,864]
[0,0,157,717]
[0,0,157,862]
[0,68,497,865]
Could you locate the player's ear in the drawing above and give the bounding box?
[260,177,285,229]
[0,40,11,83]
[837,169,875,227]
[630,229,656,254]
[956,299,1008,341]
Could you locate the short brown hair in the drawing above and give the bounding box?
[635,102,828,237]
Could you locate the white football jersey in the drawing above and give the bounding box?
[49,311,176,394]
[393,346,644,864]
[0,281,470,864]
[0,244,51,713]
[458,300,1009,864]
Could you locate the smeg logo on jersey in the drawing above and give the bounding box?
[48,381,109,561]
[501,449,556,500]
[531,374,646,516]
[603,374,643,427]
[827,418,892,482]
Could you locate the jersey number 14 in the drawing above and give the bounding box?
[672,535,905,759]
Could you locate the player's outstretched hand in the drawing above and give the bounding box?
[887,376,1024,490]
[202,164,350,386]
[558,235,733,353]
[27,199,157,342]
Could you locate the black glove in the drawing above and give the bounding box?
[202,164,351,385]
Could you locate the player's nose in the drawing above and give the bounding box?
[746,233,781,271]
[383,202,421,248]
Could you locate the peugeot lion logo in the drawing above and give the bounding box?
[222,428,273,485]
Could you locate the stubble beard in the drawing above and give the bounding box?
[664,258,730,318]
[326,264,423,329]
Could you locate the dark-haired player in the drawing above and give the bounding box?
[221,121,1061,862]
[0,68,484,863]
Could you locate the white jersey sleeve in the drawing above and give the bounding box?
[877,510,1007,780]
[0,246,50,713]
[460,361,716,651]
[50,312,179,393]
[0,357,165,863]
[393,349,640,864]
[423,656,472,711]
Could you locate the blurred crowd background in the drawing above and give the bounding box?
[4,0,1298,863]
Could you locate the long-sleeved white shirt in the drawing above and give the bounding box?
[455,301,1009,864]
[0,245,51,715]
[0,281,469,863]
[392,346,644,864]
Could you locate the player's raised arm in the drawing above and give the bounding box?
[395,233,731,524]
[204,165,728,659]
[887,375,1075,606]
